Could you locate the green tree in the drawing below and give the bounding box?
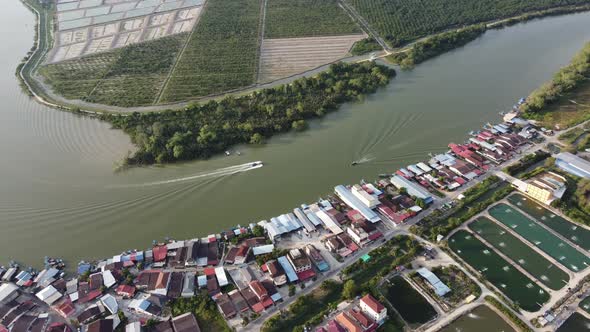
[252,225,265,237]
[342,280,358,300]
[250,133,264,144]
[292,120,308,131]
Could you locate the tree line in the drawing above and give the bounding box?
[102,61,396,165]
[387,25,486,69]
[521,42,590,113]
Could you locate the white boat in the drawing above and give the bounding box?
[225,151,231,156]
[250,161,264,169]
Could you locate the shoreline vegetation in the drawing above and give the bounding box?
[385,4,590,70]
[519,41,590,129]
[103,62,395,165]
[386,25,486,69]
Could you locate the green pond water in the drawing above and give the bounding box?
[508,194,590,251]
[489,203,590,272]
[580,296,590,315]
[383,275,437,326]
[557,312,590,332]
[449,230,549,312]
[469,217,569,290]
[438,305,515,332]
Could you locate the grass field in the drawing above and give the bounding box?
[526,81,590,130]
[159,0,262,103]
[40,34,187,107]
[264,0,361,38]
[345,0,590,46]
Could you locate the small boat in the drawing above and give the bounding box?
[351,161,358,166]
[250,161,264,168]
[225,151,231,156]
[236,151,241,156]
[378,174,391,178]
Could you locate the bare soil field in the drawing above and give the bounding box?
[258,34,365,83]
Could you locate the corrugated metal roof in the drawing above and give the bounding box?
[215,267,228,287]
[252,245,274,256]
[390,176,432,202]
[313,207,343,235]
[294,208,316,232]
[417,268,451,296]
[334,185,380,223]
[277,256,298,283]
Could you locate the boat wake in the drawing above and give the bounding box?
[351,155,375,166]
[107,162,263,188]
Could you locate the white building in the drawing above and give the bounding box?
[215,267,229,287]
[334,185,381,223]
[351,185,379,208]
[102,270,116,288]
[360,294,387,324]
[36,285,62,305]
[100,294,119,314]
[0,283,19,304]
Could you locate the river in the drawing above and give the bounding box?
[1,1,590,267]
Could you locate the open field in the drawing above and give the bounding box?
[525,81,590,130]
[345,0,590,46]
[489,203,590,272]
[41,34,186,106]
[50,0,203,63]
[508,194,590,251]
[469,217,569,290]
[258,34,364,83]
[159,0,262,102]
[264,0,361,38]
[449,230,549,312]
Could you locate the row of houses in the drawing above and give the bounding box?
[393,122,530,195]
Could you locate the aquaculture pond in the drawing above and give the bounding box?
[580,296,590,315]
[382,275,437,326]
[508,194,590,251]
[557,312,590,331]
[438,305,515,332]
[489,203,590,272]
[469,217,569,290]
[448,230,549,312]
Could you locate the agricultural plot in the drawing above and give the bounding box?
[449,230,549,312]
[39,52,117,100]
[258,35,365,83]
[264,0,361,38]
[41,34,187,107]
[508,194,590,251]
[345,0,590,46]
[489,203,590,272]
[159,0,262,102]
[469,217,569,290]
[50,0,203,63]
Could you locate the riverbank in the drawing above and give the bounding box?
[104,61,395,166]
[16,2,590,114]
